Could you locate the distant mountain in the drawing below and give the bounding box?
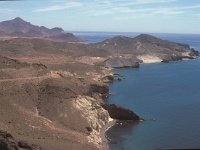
[0,30,6,37]
[0,17,80,42]
[0,34,198,66]
[95,34,198,60]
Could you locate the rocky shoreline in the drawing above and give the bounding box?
[100,56,199,150]
[1,56,198,150]
[74,67,141,150]
[0,56,140,150]
[0,17,199,150]
[96,68,142,150]
[0,46,198,150]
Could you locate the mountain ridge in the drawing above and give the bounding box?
[0,18,199,66]
[0,17,80,42]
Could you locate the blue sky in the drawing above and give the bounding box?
[0,0,200,34]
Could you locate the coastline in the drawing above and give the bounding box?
[101,56,200,150]
[100,61,158,150]
[0,28,198,150]
[101,120,117,150]
[100,56,199,150]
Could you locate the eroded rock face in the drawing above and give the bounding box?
[102,104,140,121]
[73,95,112,149]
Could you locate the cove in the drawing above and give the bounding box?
[107,59,200,150]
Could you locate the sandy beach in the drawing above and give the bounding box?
[137,55,162,63]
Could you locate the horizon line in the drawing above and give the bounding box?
[68,30,200,35]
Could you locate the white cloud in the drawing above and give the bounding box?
[87,10,113,16]
[86,6,185,17]
[34,2,82,12]
[135,0,176,4]
[152,9,184,15]
[0,8,18,14]
[32,0,200,18]
[114,16,137,20]
[83,1,200,17]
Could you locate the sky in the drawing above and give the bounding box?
[0,0,200,34]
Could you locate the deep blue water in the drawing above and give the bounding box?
[107,59,200,150]
[73,32,200,150]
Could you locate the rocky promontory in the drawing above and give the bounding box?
[92,34,199,67]
[102,104,140,121]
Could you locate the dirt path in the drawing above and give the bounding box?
[0,76,49,82]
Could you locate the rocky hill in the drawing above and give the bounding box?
[94,34,198,66]
[0,33,198,68]
[0,17,197,63]
[0,17,80,42]
[0,54,115,150]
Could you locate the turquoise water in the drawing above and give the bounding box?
[73,32,200,150]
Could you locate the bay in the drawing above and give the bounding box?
[73,31,200,150]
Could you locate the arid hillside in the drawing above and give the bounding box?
[0,54,114,150]
[0,33,198,68]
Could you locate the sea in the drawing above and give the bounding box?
[73,31,200,150]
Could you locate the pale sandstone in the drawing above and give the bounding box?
[137,55,162,63]
[73,95,112,149]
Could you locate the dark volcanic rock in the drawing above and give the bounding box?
[102,104,140,121]
[103,57,140,68]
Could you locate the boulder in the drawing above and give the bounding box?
[104,57,140,68]
[101,104,140,121]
